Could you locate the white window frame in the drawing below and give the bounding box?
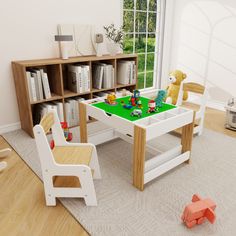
[121,0,167,92]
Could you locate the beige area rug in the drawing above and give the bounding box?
[3,123,236,236]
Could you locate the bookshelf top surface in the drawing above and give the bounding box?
[12,54,137,67]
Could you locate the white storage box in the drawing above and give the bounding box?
[225,98,236,130]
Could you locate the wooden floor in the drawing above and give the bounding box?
[0,107,235,236]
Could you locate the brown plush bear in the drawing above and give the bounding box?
[166,70,188,105]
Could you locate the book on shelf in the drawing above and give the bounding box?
[82,65,90,92]
[26,71,37,102]
[41,72,51,99]
[92,64,104,89]
[26,69,51,102]
[117,60,136,85]
[52,101,64,122]
[67,64,90,93]
[92,63,114,90]
[33,101,63,125]
[65,97,88,127]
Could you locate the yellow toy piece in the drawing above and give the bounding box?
[106,93,117,105]
[166,70,188,105]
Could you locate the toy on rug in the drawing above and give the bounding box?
[181,194,216,228]
[165,70,188,105]
[147,100,157,113]
[121,100,133,109]
[105,92,117,105]
[50,122,72,149]
[130,109,142,117]
[0,148,12,172]
[155,89,167,108]
[129,90,140,106]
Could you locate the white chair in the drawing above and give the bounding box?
[176,82,207,136]
[33,110,101,206]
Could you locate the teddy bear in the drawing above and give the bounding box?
[165,70,188,105]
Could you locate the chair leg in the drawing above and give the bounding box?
[80,171,98,206]
[84,193,97,206]
[45,193,56,206]
[90,146,101,179]
[197,118,204,136]
[43,176,56,206]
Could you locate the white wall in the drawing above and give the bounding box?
[0,0,122,133]
[169,0,236,108]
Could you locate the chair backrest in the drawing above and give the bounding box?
[177,82,206,105]
[176,82,207,118]
[33,110,67,170]
[183,82,205,95]
[40,112,55,134]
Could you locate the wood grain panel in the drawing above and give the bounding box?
[79,102,88,143]
[183,82,205,94]
[11,62,33,136]
[133,125,146,191]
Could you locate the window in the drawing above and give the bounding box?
[123,0,162,90]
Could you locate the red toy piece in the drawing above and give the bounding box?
[181,194,216,228]
[50,122,72,149]
[130,96,136,106]
[147,100,157,113]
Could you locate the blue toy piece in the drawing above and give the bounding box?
[121,100,133,109]
[123,104,133,109]
[133,90,140,99]
[155,90,167,108]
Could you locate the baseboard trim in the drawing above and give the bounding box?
[0,122,21,134]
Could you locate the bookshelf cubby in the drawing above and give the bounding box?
[12,54,138,137]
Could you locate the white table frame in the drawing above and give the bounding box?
[79,97,195,191]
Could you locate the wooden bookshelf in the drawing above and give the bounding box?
[12,54,138,137]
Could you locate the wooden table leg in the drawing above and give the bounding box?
[79,102,88,143]
[133,125,146,191]
[181,112,195,164]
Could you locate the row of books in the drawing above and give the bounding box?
[92,63,115,89]
[117,60,136,85]
[26,69,51,102]
[64,97,87,127]
[33,97,88,127]
[33,101,63,125]
[67,64,90,93]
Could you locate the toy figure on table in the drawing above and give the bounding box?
[147,100,157,113]
[155,89,167,108]
[105,93,117,105]
[129,90,140,106]
[121,100,133,109]
[130,109,142,117]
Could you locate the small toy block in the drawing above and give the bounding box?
[0,161,7,172]
[181,194,216,228]
[0,148,12,158]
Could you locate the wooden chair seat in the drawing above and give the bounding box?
[52,146,93,166]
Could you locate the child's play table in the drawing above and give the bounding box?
[79,96,195,191]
